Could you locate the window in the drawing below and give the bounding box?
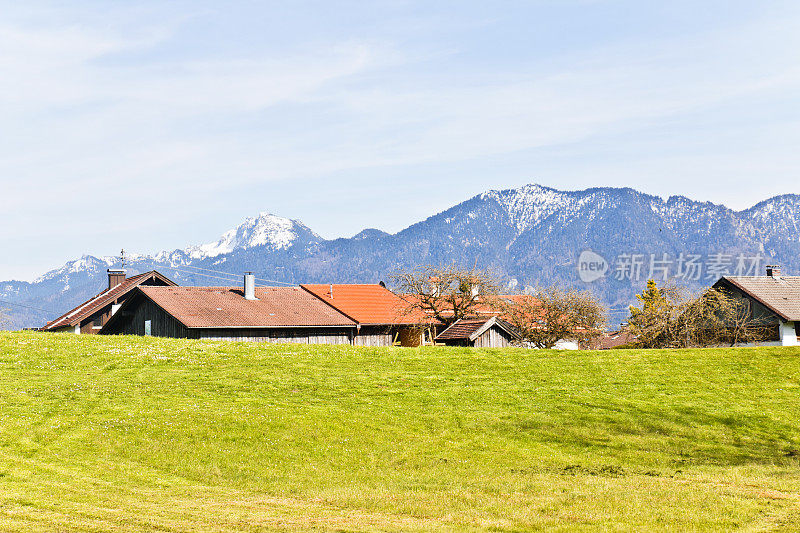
[92,316,103,328]
[144,320,152,336]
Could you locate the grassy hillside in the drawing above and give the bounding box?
[0,332,799,531]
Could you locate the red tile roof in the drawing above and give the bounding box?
[137,286,357,329]
[42,271,175,330]
[301,284,429,325]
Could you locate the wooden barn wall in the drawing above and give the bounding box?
[79,276,175,335]
[80,304,112,334]
[104,295,189,338]
[474,326,514,348]
[396,326,437,347]
[188,326,392,346]
[352,326,393,347]
[191,328,354,344]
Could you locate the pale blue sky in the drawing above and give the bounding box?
[1,1,799,281]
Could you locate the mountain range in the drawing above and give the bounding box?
[3,184,799,329]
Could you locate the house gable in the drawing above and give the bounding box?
[42,270,176,333]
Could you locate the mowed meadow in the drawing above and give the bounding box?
[0,332,799,531]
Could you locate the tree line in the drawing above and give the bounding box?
[394,266,772,349]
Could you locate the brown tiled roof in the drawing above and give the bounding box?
[301,284,429,325]
[435,316,519,341]
[42,271,175,330]
[717,276,800,321]
[137,286,357,328]
[435,318,489,340]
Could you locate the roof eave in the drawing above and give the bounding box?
[717,276,792,321]
[183,324,357,330]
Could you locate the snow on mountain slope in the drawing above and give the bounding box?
[743,195,800,238]
[481,184,576,233]
[183,213,317,259]
[34,255,115,284]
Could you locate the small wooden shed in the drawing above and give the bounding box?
[435,316,520,348]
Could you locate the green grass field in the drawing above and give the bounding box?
[1,331,799,531]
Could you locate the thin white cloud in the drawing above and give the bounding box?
[1,2,799,280]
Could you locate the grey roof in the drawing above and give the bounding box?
[716,276,800,321]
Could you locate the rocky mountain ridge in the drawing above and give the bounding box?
[3,184,798,329]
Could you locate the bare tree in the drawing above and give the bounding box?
[627,280,774,348]
[504,286,606,349]
[682,287,773,347]
[393,265,503,326]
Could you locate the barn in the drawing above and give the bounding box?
[100,283,359,344]
[101,275,434,346]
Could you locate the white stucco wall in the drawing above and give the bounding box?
[779,321,798,346]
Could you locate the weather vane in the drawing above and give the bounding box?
[120,248,126,269]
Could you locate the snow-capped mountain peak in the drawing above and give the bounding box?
[184,213,316,260]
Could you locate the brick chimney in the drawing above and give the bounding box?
[766,265,781,279]
[107,269,126,290]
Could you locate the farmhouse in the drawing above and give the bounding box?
[43,269,530,348]
[41,269,176,334]
[713,265,800,346]
[101,275,434,346]
[435,316,520,348]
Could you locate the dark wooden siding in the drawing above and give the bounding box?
[187,325,393,346]
[103,293,189,338]
[78,275,175,335]
[189,328,354,344]
[80,304,112,334]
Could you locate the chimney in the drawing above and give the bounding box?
[766,265,782,279]
[107,269,126,290]
[244,272,258,300]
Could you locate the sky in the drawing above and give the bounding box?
[1,1,799,281]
